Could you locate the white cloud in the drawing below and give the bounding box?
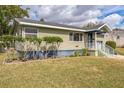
[68,18,101,27]
[21,5,124,28]
[103,13,123,27]
[22,5,101,23]
[83,10,101,19]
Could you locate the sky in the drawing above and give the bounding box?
[22,5,124,29]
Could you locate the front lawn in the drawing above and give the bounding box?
[0,53,124,88]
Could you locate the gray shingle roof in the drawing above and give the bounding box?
[15,18,107,32]
[15,18,83,30]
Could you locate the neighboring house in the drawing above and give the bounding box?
[107,28,124,48]
[14,18,115,57]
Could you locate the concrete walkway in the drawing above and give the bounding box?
[109,55,124,60]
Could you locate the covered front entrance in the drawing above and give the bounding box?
[87,32,95,49]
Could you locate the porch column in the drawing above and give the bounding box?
[95,32,98,56]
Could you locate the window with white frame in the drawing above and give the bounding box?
[24,27,38,38]
[69,32,83,41]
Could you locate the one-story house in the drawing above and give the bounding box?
[14,18,116,57]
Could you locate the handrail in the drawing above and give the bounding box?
[98,43,118,56]
[105,44,118,55]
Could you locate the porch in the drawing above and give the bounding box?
[84,32,98,50]
[84,31,106,56]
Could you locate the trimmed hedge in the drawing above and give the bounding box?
[106,41,116,49]
[43,36,63,43]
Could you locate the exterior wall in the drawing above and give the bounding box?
[102,28,124,48]
[104,32,113,41]
[19,25,85,50]
[107,29,124,47]
[38,27,85,50]
[96,33,106,44]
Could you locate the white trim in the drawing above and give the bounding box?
[17,20,112,32]
[98,23,112,31]
[19,22,86,32]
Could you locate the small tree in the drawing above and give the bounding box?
[14,36,25,60]
[25,37,42,59]
[106,41,116,49]
[0,6,29,35]
[51,36,63,58]
[42,36,63,58]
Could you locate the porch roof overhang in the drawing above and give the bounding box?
[85,23,112,33]
[85,29,100,32]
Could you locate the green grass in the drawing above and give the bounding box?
[116,48,124,55]
[0,53,124,88]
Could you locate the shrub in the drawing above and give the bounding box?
[69,54,75,57]
[106,41,116,49]
[15,36,25,42]
[25,37,42,44]
[82,48,88,56]
[1,35,26,48]
[74,50,81,57]
[5,48,18,63]
[2,35,14,42]
[25,37,36,43]
[1,35,15,48]
[53,36,63,43]
[16,51,25,60]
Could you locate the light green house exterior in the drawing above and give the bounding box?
[14,18,114,57]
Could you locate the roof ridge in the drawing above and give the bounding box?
[15,18,83,29]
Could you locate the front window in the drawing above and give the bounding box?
[69,32,83,41]
[69,33,73,41]
[25,27,38,38]
[74,33,79,41]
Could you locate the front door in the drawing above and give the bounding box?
[97,41,103,49]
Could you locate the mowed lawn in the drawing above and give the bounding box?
[0,53,124,88]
